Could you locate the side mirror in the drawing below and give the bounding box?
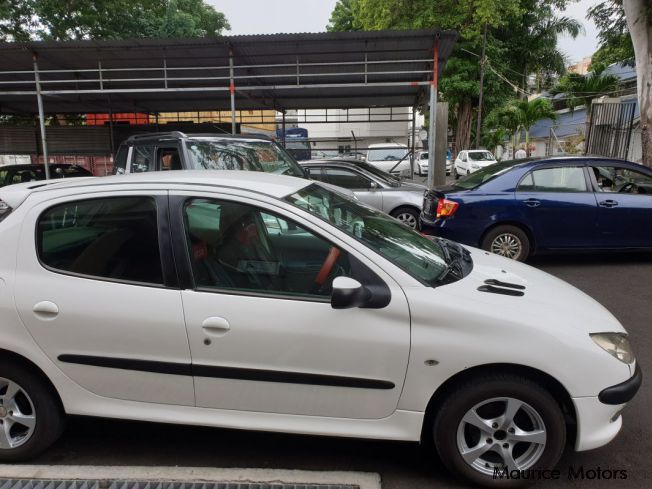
[369,181,380,190]
[331,276,372,309]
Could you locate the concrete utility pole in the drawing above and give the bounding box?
[475,23,487,149]
[427,39,439,189]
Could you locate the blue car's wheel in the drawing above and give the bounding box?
[482,225,531,262]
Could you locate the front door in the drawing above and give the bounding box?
[172,194,410,419]
[590,164,652,248]
[515,165,599,249]
[14,193,194,406]
[322,167,384,210]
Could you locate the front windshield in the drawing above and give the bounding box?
[285,184,448,286]
[454,160,523,190]
[366,147,408,162]
[468,151,495,161]
[185,139,305,177]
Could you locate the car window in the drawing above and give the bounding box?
[520,167,587,192]
[305,167,326,182]
[37,197,163,285]
[420,153,429,160]
[468,151,494,161]
[592,166,652,195]
[113,146,129,175]
[159,147,182,171]
[0,169,7,187]
[324,168,372,189]
[50,165,92,179]
[183,198,353,299]
[131,145,156,173]
[366,147,408,162]
[12,169,40,184]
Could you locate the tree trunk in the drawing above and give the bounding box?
[455,100,473,153]
[525,128,530,157]
[623,0,651,166]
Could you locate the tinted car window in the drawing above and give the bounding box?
[183,198,352,298]
[592,166,652,194]
[528,167,587,192]
[113,146,129,175]
[305,167,326,182]
[132,146,156,173]
[37,197,163,285]
[324,168,372,189]
[0,169,8,186]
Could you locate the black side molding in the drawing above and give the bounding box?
[599,363,642,405]
[58,354,395,390]
[477,285,525,297]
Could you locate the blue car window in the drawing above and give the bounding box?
[530,167,587,192]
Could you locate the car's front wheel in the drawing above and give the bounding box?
[481,225,531,262]
[390,207,419,229]
[0,362,65,461]
[433,374,566,487]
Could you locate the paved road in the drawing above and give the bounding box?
[27,253,651,488]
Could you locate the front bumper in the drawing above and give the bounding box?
[573,364,641,451]
[599,363,642,405]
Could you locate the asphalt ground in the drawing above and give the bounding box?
[12,252,649,489]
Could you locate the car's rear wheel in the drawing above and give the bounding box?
[433,374,566,488]
[0,363,65,461]
[390,207,419,229]
[481,225,530,262]
[455,167,462,180]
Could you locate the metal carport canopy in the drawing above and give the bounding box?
[0,29,457,114]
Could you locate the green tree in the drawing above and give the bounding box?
[513,98,557,156]
[551,68,620,116]
[327,0,362,32]
[0,0,229,41]
[588,1,635,67]
[485,102,522,156]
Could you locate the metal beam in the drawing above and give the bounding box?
[229,47,236,134]
[32,54,50,180]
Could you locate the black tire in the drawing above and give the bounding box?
[481,225,531,262]
[455,167,461,180]
[433,374,566,488]
[390,206,420,229]
[0,361,65,461]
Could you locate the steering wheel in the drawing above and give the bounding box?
[314,247,341,287]
[619,182,638,194]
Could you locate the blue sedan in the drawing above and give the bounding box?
[420,156,652,261]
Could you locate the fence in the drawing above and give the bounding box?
[585,100,637,160]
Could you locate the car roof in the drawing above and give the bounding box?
[0,163,85,170]
[516,155,639,169]
[125,132,273,143]
[0,170,310,209]
[367,143,407,148]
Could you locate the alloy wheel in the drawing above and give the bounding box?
[456,397,547,476]
[395,212,417,229]
[0,378,36,449]
[490,233,522,260]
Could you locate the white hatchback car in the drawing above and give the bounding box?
[0,172,641,487]
[454,150,497,178]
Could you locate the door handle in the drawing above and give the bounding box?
[599,200,619,208]
[33,301,59,319]
[524,198,541,208]
[202,317,231,335]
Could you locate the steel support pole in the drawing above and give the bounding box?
[410,106,416,179]
[229,48,236,134]
[427,40,439,189]
[282,110,286,147]
[33,55,50,180]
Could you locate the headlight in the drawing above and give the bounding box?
[591,333,635,364]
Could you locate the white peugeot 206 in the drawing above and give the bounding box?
[0,171,641,487]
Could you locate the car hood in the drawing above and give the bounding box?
[421,246,625,336]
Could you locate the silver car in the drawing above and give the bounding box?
[301,159,425,229]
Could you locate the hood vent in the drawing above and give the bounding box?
[478,279,526,297]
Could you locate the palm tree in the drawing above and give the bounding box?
[551,68,621,118]
[484,103,522,158]
[481,128,509,155]
[512,98,557,156]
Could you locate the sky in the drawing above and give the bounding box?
[210,0,600,62]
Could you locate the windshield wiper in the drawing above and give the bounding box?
[434,238,471,285]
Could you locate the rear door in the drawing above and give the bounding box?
[14,192,194,406]
[515,165,600,249]
[589,164,652,248]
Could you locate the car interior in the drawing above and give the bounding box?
[592,166,652,194]
[185,199,351,297]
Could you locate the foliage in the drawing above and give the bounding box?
[327,0,362,32]
[588,1,635,67]
[551,68,621,115]
[0,0,230,41]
